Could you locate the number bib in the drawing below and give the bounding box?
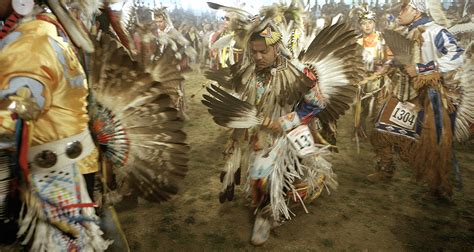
[389,101,418,130]
[286,125,318,157]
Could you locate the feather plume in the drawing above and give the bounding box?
[204,68,233,90]
[454,41,474,142]
[104,4,132,51]
[219,147,241,203]
[202,84,262,128]
[207,2,252,17]
[207,1,281,49]
[210,34,234,50]
[427,0,451,27]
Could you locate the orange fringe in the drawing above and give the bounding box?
[412,72,442,90]
[410,87,453,196]
[371,86,453,196]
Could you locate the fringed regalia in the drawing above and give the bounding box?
[203,2,364,225]
[373,4,473,196]
[209,29,244,70]
[350,4,393,141]
[0,1,189,250]
[126,6,196,117]
[0,12,110,251]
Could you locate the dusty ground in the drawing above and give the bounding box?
[0,69,472,252]
[116,69,474,251]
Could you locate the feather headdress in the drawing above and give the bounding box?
[207,2,281,49]
[349,3,377,22]
[265,0,305,27]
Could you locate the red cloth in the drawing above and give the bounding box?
[0,12,22,40]
[18,121,30,184]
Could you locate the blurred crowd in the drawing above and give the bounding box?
[112,0,472,70]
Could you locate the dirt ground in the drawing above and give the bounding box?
[116,68,474,251]
[0,68,472,252]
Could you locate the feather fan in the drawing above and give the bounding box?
[202,84,262,128]
[89,34,188,203]
[300,21,363,123]
[383,29,413,65]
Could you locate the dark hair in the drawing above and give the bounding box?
[249,31,265,42]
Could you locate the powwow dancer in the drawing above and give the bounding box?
[209,8,242,70]
[203,3,364,246]
[125,5,195,119]
[351,4,393,141]
[0,0,189,250]
[151,7,196,119]
[0,1,110,249]
[367,0,474,198]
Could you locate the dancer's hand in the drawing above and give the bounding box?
[262,117,282,134]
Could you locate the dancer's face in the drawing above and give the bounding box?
[360,20,375,35]
[250,39,278,71]
[398,5,419,26]
[155,16,167,31]
[223,16,230,29]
